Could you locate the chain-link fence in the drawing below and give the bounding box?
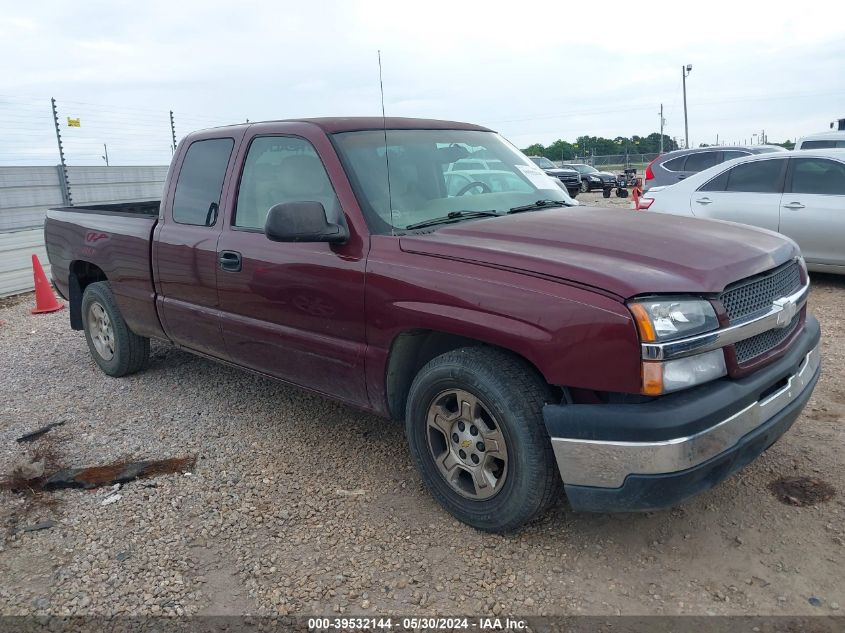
[558,153,660,174]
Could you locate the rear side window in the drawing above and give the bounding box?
[789,158,845,195]
[800,140,845,149]
[662,156,686,171]
[698,169,730,192]
[172,138,234,226]
[683,151,718,172]
[724,159,785,193]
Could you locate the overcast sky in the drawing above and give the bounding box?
[1,0,844,165]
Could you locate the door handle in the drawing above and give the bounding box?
[695,197,712,205]
[782,202,805,209]
[218,250,242,272]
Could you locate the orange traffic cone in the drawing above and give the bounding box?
[31,254,64,314]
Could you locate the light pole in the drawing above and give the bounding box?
[682,64,692,149]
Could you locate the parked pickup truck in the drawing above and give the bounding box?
[45,117,821,532]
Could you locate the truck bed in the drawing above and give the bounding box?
[49,200,160,217]
[44,204,164,339]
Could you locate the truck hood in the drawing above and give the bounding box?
[399,207,798,299]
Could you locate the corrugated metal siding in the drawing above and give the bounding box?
[0,165,168,231]
[1,165,168,296]
[0,229,49,298]
[66,166,168,205]
[0,167,64,232]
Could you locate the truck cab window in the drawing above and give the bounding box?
[172,138,234,226]
[235,136,340,230]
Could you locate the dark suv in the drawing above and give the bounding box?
[528,156,582,197]
[644,146,786,191]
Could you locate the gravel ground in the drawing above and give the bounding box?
[1,197,843,617]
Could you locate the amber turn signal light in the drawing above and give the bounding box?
[641,361,664,396]
[629,303,657,342]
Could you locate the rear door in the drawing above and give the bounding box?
[154,134,241,358]
[680,150,719,179]
[779,157,845,266]
[690,157,787,231]
[215,128,370,406]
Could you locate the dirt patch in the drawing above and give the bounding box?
[0,292,31,309]
[768,476,836,507]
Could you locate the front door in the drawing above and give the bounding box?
[216,134,369,406]
[691,157,787,232]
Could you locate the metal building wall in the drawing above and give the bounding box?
[0,167,65,232]
[0,165,167,296]
[0,229,49,298]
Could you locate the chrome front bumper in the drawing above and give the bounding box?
[551,343,820,489]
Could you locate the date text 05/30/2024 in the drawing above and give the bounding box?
[308,617,528,631]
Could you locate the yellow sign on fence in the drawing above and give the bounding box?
[67,117,81,127]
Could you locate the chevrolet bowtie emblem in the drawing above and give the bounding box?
[773,297,797,328]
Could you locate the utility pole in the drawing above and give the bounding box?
[169,110,177,153]
[682,64,692,149]
[102,143,109,166]
[658,103,665,154]
[51,97,72,206]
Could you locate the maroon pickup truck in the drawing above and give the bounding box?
[45,117,821,532]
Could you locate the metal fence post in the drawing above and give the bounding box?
[51,97,72,206]
[169,110,177,153]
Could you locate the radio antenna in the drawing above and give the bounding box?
[378,50,395,234]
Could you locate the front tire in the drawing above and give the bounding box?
[580,179,589,193]
[81,281,150,377]
[567,188,579,199]
[405,347,561,532]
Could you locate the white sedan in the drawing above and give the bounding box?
[639,149,845,274]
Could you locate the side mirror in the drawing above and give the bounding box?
[264,201,348,244]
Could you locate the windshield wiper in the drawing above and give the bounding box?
[508,199,570,214]
[405,210,500,230]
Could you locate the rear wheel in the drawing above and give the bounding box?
[81,281,150,377]
[405,347,561,532]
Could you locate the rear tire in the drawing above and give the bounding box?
[81,281,150,377]
[405,347,561,532]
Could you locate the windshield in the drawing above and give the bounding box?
[529,156,556,169]
[332,129,570,233]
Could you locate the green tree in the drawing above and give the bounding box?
[522,132,678,159]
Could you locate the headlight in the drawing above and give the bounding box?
[628,298,719,342]
[642,349,727,395]
[589,175,601,181]
[630,297,724,395]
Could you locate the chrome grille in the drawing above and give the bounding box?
[735,314,801,364]
[720,261,802,323]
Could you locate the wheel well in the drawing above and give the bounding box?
[68,261,107,330]
[384,330,555,421]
